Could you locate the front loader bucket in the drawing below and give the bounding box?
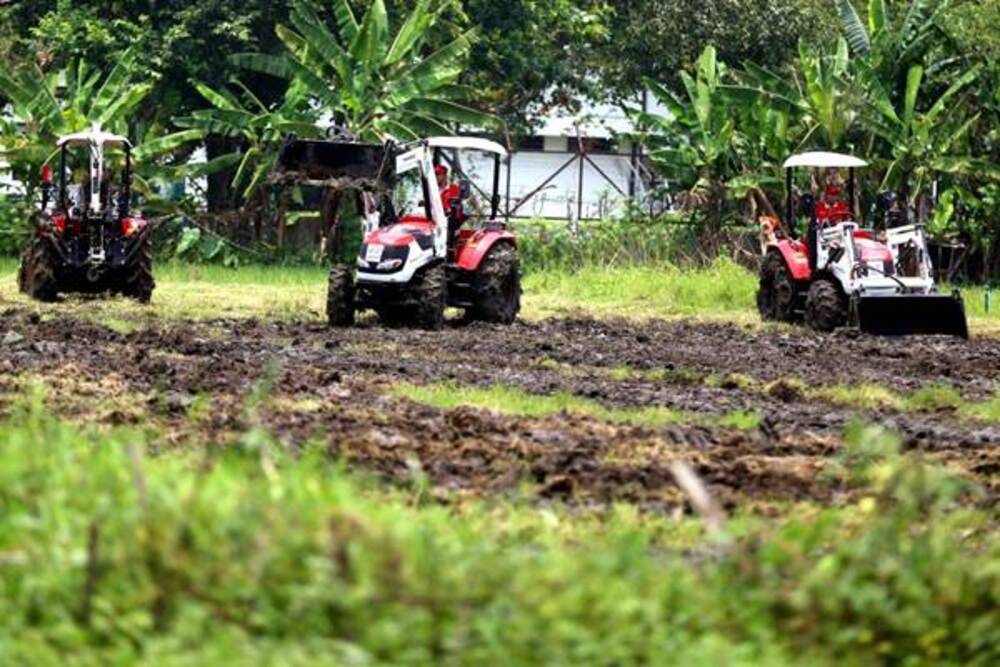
[274,139,391,186]
[849,292,969,339]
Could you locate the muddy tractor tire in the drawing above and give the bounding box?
[468,243,521,324]
[412,263,446,330]
[327,264,356,327]
[805,278,848,332]
[121,233,155,304]
[19,236,60,302]
[757,251,797,323]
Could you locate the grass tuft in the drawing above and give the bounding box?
[393,381,762,431]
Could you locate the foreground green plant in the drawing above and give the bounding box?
[0,398,996,665]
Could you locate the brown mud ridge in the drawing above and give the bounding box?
[0,307,997,511]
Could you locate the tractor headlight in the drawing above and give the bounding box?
[376,259,403,271]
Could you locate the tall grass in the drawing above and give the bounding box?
[0,398,996,665]
[523,256,758,320]
[514,217,749,273]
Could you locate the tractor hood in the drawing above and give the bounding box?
[364,220,434,248]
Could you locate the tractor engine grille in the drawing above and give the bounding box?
[359,243,409,273]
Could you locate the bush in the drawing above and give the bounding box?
[515,216,756,274]
[0,193,33,257]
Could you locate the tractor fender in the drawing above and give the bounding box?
[767,239,811,281]
[455,229,516,272]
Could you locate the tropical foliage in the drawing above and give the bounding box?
[232,0,498,141]
[0,0,997,275]
[177,80,321,203]
[0,50,202,197]
[635,0,999,264]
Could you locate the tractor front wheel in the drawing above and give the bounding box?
[327,264,356,327]
[468,243,521,324]
[757,252,797,323]
[122,233,155,303]
[412,263,446,330]
[805,278,848,332]
[19,236,59,302]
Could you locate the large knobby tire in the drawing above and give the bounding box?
[805,278,848,332]
[411,263,446,330]
[469,243,521,324]
[757,251,797,323]
[20,236,59,302]
[122,233,155,304]
[327,264,356,327]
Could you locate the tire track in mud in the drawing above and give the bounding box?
[0,307,996,510]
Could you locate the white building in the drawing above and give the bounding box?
[455,95,670,222]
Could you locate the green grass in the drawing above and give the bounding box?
[393,381,692,427]
[4,256,1000,334]
[522,257,760,322]
[0,397,995,665]
[812,380,1000,423]
[393,381,761,430]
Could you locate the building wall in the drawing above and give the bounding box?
[458,139,646,222]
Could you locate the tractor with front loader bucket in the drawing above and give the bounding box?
[18,125,154,303]
[757,152,968,338]
[274,136,520,329]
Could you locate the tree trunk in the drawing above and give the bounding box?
[205,136,237,214]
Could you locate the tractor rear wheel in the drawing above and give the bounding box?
[411,263,446,330]
[468,243,521,324]
[327,264,356,327]
[122,233,155,303]
[757,252,797,322]
[805,278,848,332]
[19,236,59,302]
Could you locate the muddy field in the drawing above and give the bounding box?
[1,306,997,511]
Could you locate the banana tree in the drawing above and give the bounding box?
[863,63,994,208]
[231,0,499,141]
[635,47,777,238]
[176,80,322,202]
[837,0,951,60]
[171,79,327,243]
[836,0,955,99]
[0,52,201,199]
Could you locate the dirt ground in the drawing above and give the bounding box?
[1,307,997,512]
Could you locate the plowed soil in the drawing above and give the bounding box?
[1,307,997,512]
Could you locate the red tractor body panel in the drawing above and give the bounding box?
[768,239,811,281]
[454,228,516,271]
[854,237,894,264]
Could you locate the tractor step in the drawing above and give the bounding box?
[849,292,969,339]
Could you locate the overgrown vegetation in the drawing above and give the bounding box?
[0,393,995,665]
[1,1,996,276]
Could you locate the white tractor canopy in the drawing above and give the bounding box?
[426,136,508,157]
[57,129,131,149]
[783,152,867,169]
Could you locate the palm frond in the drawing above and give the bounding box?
[835,0,871,57]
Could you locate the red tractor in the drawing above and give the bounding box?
[19,126,154,302]
[757,152,967,337]
[276,136,520,329]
